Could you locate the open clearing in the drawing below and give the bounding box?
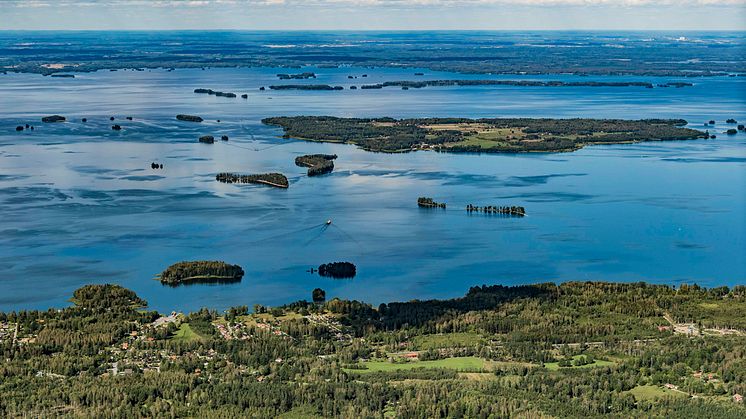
[348,356,489,373]
[171,323,201,342]
[544,355,616,371]
[625,385,688,400]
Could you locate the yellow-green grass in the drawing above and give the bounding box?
[346,356,488,373]
[411,332,483,350]
[171,323,202,342]
[544,355,616,371]
[624,385,688,401]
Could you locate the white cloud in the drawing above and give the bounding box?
[4,0,745,6]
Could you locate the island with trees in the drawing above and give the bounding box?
[157,261,245,285]
[295,154,337,176]
[216,172,289,188]
[193,88,237,98]
[41,115,66,123]
[467,204,526,216]
[277,72,316,79]
[262,116,707,153]
[417,197,446,208]
[176,114,204,122]
[318,262,357,278]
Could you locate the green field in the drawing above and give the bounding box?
[411,332,483,350]
[347,356,488,373]
[171,323,202,342]
[544,355,615,371]
[625,385,688,400]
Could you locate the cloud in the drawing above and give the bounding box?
[4,0,745,6]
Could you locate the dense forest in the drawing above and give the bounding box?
[262,116,706,153]
[1,281,745,417]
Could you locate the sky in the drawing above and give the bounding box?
[0,0,744,31]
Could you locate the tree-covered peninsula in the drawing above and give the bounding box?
[157,261,244,285]
[262,116,707,153]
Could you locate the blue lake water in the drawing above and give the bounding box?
[0,66,744,313]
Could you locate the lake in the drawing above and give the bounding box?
[0,66,744,313]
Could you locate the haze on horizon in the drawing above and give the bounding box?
[1,0,745,31]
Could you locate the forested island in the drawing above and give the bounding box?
[1,281,745,417]
[157,261,244,285]
[318,262,357,278]
[295,154,337,176]
[176,114,203,122]
[41,115,66,123]
[467,204,526,216]
[418,197,446,208]
[216,172,289,188]
[277,72,316,79]
[193,88,237,98]
[263,116,707,153]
